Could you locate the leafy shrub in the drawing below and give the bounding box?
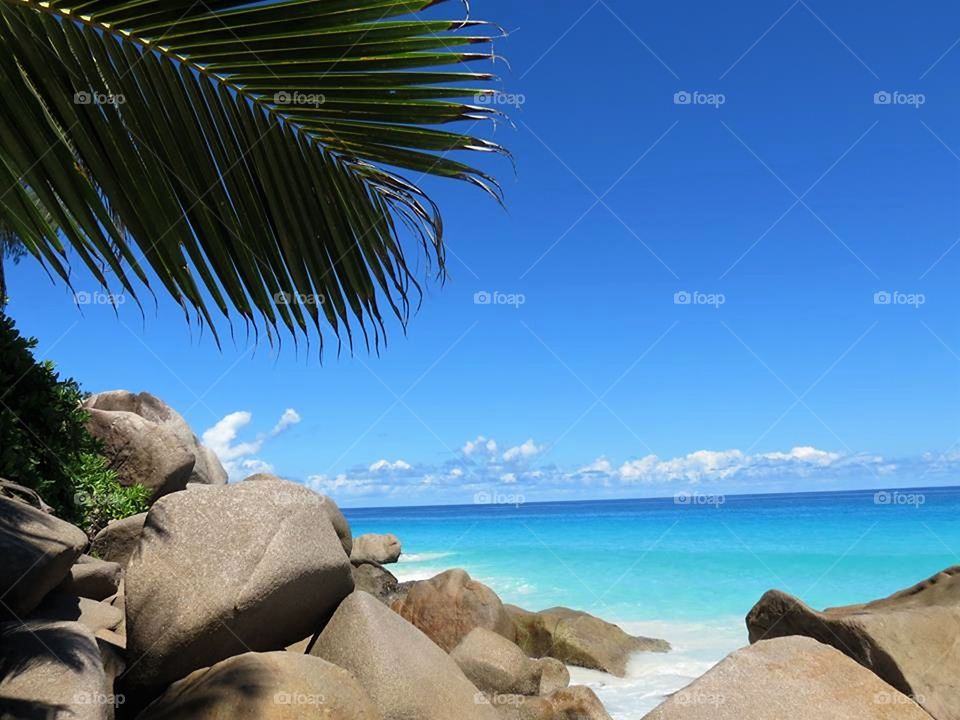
[0,311,147,532]
[72,452,150,536]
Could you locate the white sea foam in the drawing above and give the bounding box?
[398,551,455,563]
[391,567,443,582]
[568,618,747,719]
[476,576,538,597]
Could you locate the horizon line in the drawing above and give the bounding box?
[338,481,960,512]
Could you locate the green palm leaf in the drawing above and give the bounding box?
[0,0,508,350]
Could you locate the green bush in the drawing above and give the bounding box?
[72,452,150,536]
[0,311,148,533]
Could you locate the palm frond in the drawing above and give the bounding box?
[0,0,508,351]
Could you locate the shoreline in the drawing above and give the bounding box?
[573,619,747,719]
[392,552,749,718]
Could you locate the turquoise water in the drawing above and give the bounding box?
[346,486,960,622]
[345,487,960,717]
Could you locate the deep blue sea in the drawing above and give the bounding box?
[344,486,960,718]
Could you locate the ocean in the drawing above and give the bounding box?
[344,486,960,718]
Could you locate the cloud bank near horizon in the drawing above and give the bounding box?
[302,437,951,506]
[201,411,955,506]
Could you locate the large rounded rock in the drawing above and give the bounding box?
[351,533,401,564]
[452,627,569,697]
[85,390,228,488]
[642,636,929,720]
[86,409,195,501]
[124,479,353,688]
[137,651,378,720]
[490,686,612,720]
[322,498,353,557]
[508,605,669,677]
[90,513,147,568]
[746,566,960,720]
[311,591,500,720]
[244,474,351,556]
[392,569,516,651]
[0,620,114,720]
[0,495,88,616]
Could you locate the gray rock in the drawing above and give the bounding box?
[351,533,401,564]
[30,593,125,639]
[0,495,88,616]
[322,497,353,558]
[84,390,228,487]
[125,479,353,688]
[0,620,114,720]
[452,628,568,697]
[311,591,500,720]
[86,408,195,501]
[137,651,379,720]
[746,566,960,720]
[193,445,229,487]
[537,659,570,696]
[97,633,127,717]
[488,686,612,720]
[244,474,352,556]
[508,605,669,677]
[350,560,406,605]
[285,636,312,654]
[392,569,516,651]
[642,636,930,720]
[90,513,147,568]
[58,556,122,601]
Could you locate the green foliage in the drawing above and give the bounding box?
[71,452,149,537]
[0,311,146,532]
[0,0,507,350]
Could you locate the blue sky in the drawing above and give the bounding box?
[6,0,960,506]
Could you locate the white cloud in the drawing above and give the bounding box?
[463,435,498,457]
[615,446,870,484]
[369,459,413,473]
[202,411,258,462]
[202,408,302,481]
[579,457,614,475]
[301,435,931,507]
[503,439,545,463]
[272,409,301,434]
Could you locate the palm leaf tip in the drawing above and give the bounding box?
[0,0,510,351]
